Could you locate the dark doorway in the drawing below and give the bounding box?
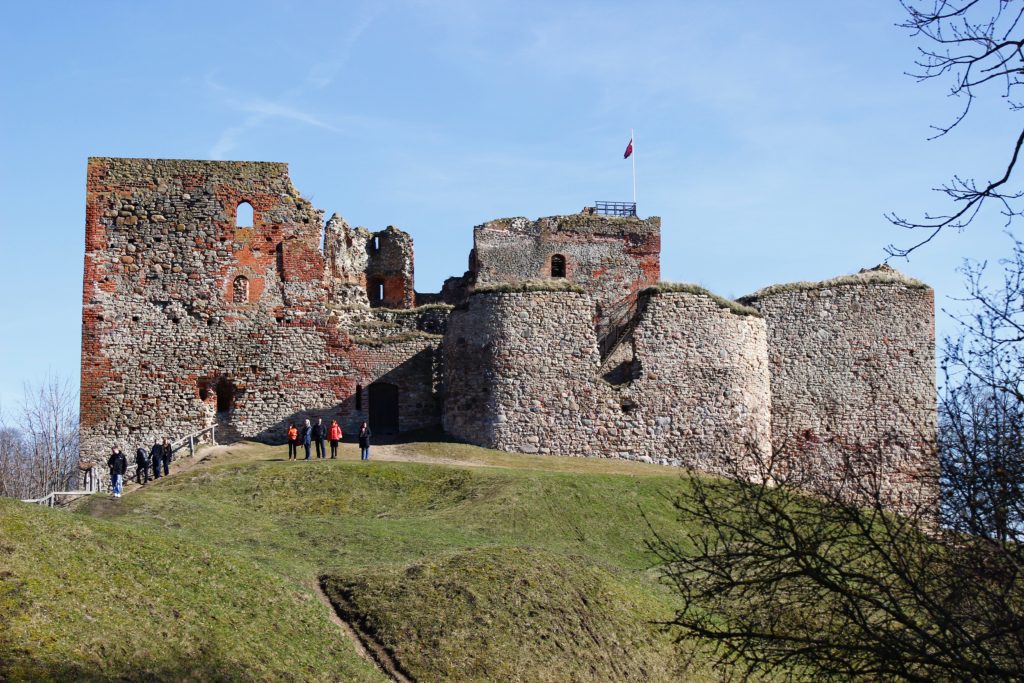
[551,254,566,278]
[215,377,235,417]
[368,382,399,434]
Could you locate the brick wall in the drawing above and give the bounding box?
[471,214,661,332]
[81,158,440,465]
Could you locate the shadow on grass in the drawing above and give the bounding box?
[3,645,282,682]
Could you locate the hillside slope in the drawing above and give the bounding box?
[3,441,719,681]
[0,496,382,682]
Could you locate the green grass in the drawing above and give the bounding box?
[1,441,725,681]
[323,547,685,682]
[0,496,382,682]
[473,278,586,294]
[349,331,443,346]
[642,282,761,317]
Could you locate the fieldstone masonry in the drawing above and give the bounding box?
[81,157,936,510]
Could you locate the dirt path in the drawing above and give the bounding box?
[314,579,414,683]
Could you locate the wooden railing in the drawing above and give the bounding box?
[19,488,98,507]
[20,424,218,506]
[171,424,217,458]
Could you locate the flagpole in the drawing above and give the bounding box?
[631,128,636,207]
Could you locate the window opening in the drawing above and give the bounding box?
[356,384,363,411]
[373,236,380,251]
[232,275,249,303]
[236,201,254,227]
[551,254,566,278]
[368,279,384,305]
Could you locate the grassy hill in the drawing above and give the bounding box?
[1,441,715,681]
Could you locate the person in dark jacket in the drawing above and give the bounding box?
[108,446,128,498]
[134,447,150,485]
[301,419,312,460]
[312,417,326,459]
[358,422,371,461]
[150,440,163,479]
[161,438,172,476]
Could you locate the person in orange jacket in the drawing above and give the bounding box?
[328,419,342,459]
[286,423,299,460]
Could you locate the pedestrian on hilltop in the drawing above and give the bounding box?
[161,438,172,476]
[108,446,127,498]
[302,419,312,461]
[313,417,326,459]
[287,423,299,460]
[134,446,149,485]
[358,422,371,461]
[328,419,342,459]
[150,440,163,479]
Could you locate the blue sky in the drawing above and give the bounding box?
[0,1,1019,407]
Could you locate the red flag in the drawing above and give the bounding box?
[623,138,633,159]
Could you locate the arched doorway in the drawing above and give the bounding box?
[368,382,399,434]
[551,254,566,278]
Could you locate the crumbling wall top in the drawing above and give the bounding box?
[475,213,661,239]
[739,264,930,303]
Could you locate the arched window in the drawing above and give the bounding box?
[551,254,566,278]
[233,275,249,303]
[236,201,254,227]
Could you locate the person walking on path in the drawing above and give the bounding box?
[161,438,172,476]
[302,419,312,460]
[328,419,342,459]
[358,422,371,461]
[312,417,326,459]
[150,440,163,479]
[134,446,150,485]
[287,423,299,460]
[108,446,127,498]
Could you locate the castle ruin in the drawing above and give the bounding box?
[81,158,937,510]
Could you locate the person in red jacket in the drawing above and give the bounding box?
[286,424,299,460]
[328,419,342,459]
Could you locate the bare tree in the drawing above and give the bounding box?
[650,247,1024,681]
[0,424,31,499]
[887,1,1024,257]
[0,374,80,500]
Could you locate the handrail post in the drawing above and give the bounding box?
[189,435,194,457]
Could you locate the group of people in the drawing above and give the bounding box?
[286,418,372,461]
[104,417,373,498]
[106,438,173,498]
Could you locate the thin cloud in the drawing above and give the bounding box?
[205,7,377,159]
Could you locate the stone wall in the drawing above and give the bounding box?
[81,158,440,466]
[740,266,937,511]
[324,218,416,308]
[366,226,415,309]
[442,288,771,475]
[471,214,661,335]
[80,157,937,512]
